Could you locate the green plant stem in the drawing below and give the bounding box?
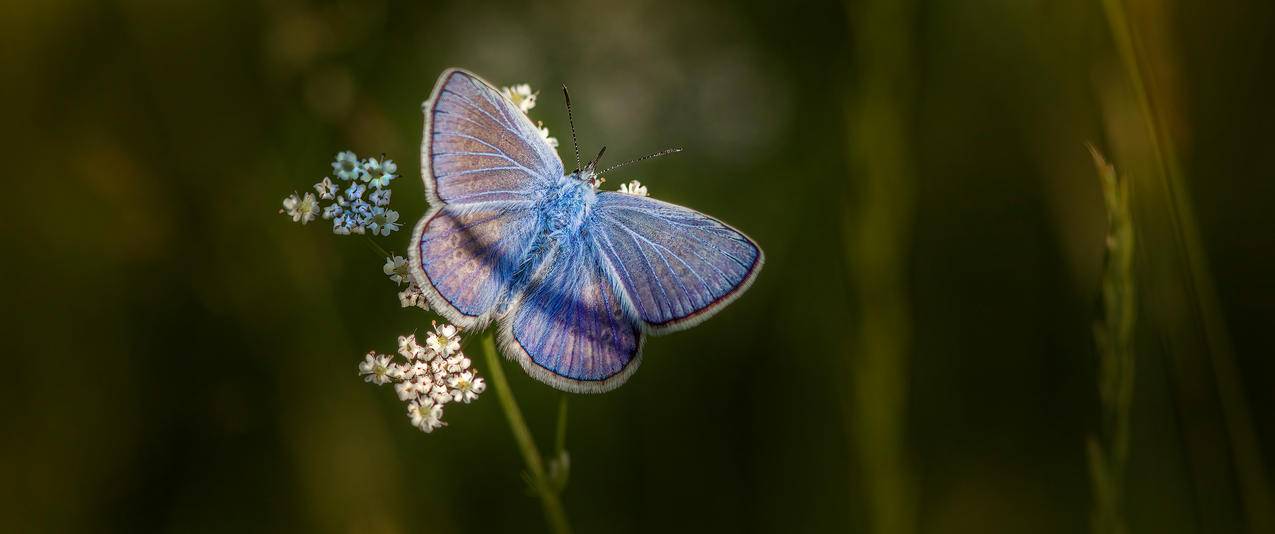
[555,394,568,458]
[1100,1,1272,532]
[363,236,392,259]
[843,0,916,532]
[480,335,573,534]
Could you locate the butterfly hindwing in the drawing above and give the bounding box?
[424,68,563,206]
[590,192,763,334]
[500,239,644,393]
[410,204,539,329]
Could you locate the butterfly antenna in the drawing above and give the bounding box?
[598,147,683,175]
[585,146,607,172]
[562,85,582,171]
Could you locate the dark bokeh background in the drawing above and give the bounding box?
[3,0,1274,532]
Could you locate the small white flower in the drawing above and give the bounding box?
[429,383,453,405]
[350,199,371,220]
[426,323,461,356]
[449,371,484,404]
[368,208,400,236]
[357,352,376,374]
[332,151,362,181]
[281,192,319,224]
[408,398,446,433]
[314,177,338,200]
[446,354,471,374]
[406,360,433,379]
[358,352,396,385]
[393,361,416,378]
[501,83,537,113]
[417,344,437,362]
[363,158,397,189]
[398,284,429,310]
[537,121,559,149]
[397,334,418,358]
[345,182,366,201]
[617,180,648,197]
[394,380,422,401]
[321,203,343,220]
[332,215,352,235]
[384,255,411,286]
[369,188,392,207]
[429,357,447,377]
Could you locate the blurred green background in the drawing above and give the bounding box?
[3,0,1274,532]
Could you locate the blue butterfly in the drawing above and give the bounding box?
[408,68,764,393]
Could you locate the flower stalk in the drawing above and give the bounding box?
[480,335,573,534]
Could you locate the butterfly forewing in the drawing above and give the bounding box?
[424,69,563,206]
[589,193,763,333]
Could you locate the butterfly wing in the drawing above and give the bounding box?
[411,69,560,328]
[423,68,563,206]
[410,204,539,329]
[589,192,763,334]
[499,239,644,393]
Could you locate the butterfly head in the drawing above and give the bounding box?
[572,145,608,190]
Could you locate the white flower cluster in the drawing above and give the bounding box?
[501,83,559,149]
[281,150,401,236]
[617,180,648,197]
[383,255,430,311]
[358,323,485,433]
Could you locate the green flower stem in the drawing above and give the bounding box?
[554,395,568,459]
[363,235,392,259]
[480,335,573,534]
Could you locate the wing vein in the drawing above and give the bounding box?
[432,132,541,176]
[604,217,702,314]
[441,85,556,173]
[440,88,519,133]
[601,212,730,286]
[616,222,675,320]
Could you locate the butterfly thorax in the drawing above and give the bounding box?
[497,174,596,311]
[537,174,596,238]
